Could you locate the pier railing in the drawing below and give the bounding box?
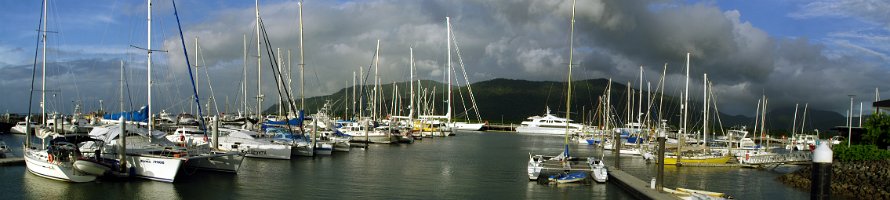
[740,151,812,165]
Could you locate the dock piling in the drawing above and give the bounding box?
[212,116,219,150]
[613,131,620,169]
[811,141,832,200]
[656,135,665,192]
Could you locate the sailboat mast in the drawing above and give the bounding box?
[801,103,808,135]
[255,0,263,120]
[41,0,47,125]
[373,40,380,121]
[194,37,200,115]
[658,64,666,124]
[299,0,305,113]
[277,48,283,116]
[683,53,690,142]
[703,73,708,149]
[753,99,760,140]
[298,0,315,149]
[243,34,247,116]
[120,60,124,112]
[147,0,153,137]
[352,71,356,120]
[638,66,643,126]
[761,97,768,141]
[359,66,363,119]
[409,47,415,120]
[563,0,576,157]
[792,103,799,141]
[288,49,293,116]
[606,79,611,132]
[446,17,452,123]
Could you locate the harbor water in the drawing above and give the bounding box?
[1,131,807,199]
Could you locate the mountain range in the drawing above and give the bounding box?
[266,78,854,136]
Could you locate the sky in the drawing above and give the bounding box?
[0,0,888,118]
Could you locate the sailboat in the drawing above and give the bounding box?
[663,54,731,165]
[527,0,606,184]
[85,0,244,182]
[21,0,100,183]
[442,18,485,131]
[339,40,394,144]
[417,17,462,136]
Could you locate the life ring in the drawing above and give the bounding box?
[48,154,54,163]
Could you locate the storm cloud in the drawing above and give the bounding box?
[2,0,887,117]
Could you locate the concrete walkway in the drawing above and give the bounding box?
[609,168,681,200]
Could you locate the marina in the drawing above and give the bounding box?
[1,0,889,199]
[0,131,810,199]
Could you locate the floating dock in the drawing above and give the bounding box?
[483,123,515,132]
[608,169,681,200]
[0,157,24,166]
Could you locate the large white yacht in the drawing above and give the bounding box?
[515,107,585,136]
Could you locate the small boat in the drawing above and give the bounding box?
[548,171,588,184]
[527,154,544,180]
[588,157,608,183]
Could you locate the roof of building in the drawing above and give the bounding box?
[874,99,890,108]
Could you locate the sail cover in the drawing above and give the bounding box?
[103,106,149,122]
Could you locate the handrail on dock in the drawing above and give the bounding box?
[740,151,812,165]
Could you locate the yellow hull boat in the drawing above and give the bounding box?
[663,155,732,165]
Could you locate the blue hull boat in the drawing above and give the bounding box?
[549,171,588,184]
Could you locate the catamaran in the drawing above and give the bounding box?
[527,0,607,184]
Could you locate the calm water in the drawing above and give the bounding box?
[1,131,807,199]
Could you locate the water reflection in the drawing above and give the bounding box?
[1,131,809,199]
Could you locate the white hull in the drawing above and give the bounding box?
[24,148,97,182]
[183,152,244,173]
[10,125,32,134]
[218,141,292,160]
[347,135,393,144]
[314,142,333,156]
[452,122,484,131]
[527,155,544,181]
[293,145,315,157]
[515,127,579,135]
[125,155,183,182]
[332,140,350,152]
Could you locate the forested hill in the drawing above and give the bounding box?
[266,78,846,135]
